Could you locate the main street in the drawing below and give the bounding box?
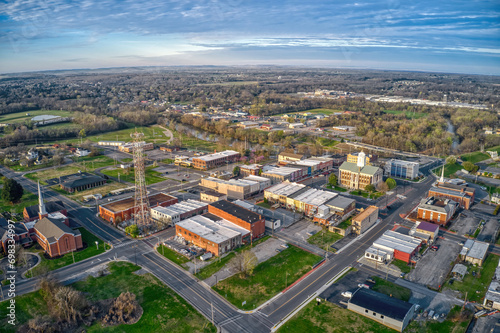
[0,164,443,332]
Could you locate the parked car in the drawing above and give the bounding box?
[366,278,376,284]
[281,244,289,249]
[433,313,440,320]
[341,291,353,298]
[430,245,439,251]
[358,283,370,289]
[400,273,405,278]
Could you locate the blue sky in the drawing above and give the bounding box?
[0,0,499,74]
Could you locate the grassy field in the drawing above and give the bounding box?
[213,245,321,310]
[277,108,342,116]
[171,128,221,151]
[406,305,471,333]
[433,163,463,178]
[25,165,83,184]
[71,154,117,169]
[0,109,73,124]
[350,189,384,199]
[54,181,127,202]
[371,276,412,302]
[0,262,216,333]
[277,300,395,333]
[460,151,490,163]
[383,109,428,119]
[326,184,348,192]
[316,137,339,147]
[157,245,190,266]
[0,177,38,215]
[307,229,343,250]
[392,259,412,274]
[102,166,165,185]
[443,254,499,302]
[195,253,236,280]
[29,228,108,277]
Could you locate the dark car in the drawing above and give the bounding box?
[387,206,392,210]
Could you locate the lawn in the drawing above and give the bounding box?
[392,259,412,274]
[29,228,108,277]
[307,229,343,250]
[195,253,236,280]
[443,254,499,302]
[256,201,272,209]
[383,109,428,119]
[433,163,463,178]
[326,184,348,192]
[371,276,412,302]
[25,165,83,184]
[316,137,339,147]
[71,154,117,169]
[460,151,490,164]
[0,109,73,124]
[9,161,56,172]
[277,300,395,333]
[213,245,321,310]
[406,305,471,333]
[0,185,38,216]
[102,166,166,185]
[0,262,216,333]
[157,245,190,266]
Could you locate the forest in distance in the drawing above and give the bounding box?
[0,66,499,155]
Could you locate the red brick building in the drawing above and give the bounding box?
[99,193,178,224]
[33,217,83,258]
[417,197,459,225]
[208,200,265,239]
[193,150,240,170]
[428,182,475,210]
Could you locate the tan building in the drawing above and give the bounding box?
[352,206,379,235]
[278,152,304,163]
[347,152,375,165]
[200,190,227,203]
[339,163,383,190]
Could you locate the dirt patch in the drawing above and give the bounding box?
[449,212,481,236]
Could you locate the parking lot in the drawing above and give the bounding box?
[319,268,374,306]
[277,219,322,244]
[406,238,461,290]
[450,213,481,237]
[477,217,499,243]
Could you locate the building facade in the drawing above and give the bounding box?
[33,217,83,258]
[385,159,419,180]
[193,150,240,170]
[208,200,265,239]
[417,197,458,225]
[352,206,379,235]
[428,182,475,209]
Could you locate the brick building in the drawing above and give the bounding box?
[33,216,83,258]
[365,230,422,264]
[200,189,227,203]
[417,197,458,225]
[428,182,475,209]
[352,206,379,235]
[59,173,107,193]
[118,141,154,153]
[239,164,263,176]
[193,150,240,170]
[278,152,304,162]
[24,182,67,222]
[99,193,178,223]
[208,200,265,239]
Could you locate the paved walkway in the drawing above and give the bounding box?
[157,125,174,144]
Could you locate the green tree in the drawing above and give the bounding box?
[79,128,86,138]
[328,173,338,186]
[233,166,240,177]
[462,161,478,173]
[386,178,397,190]
[365,184,376,193]
[1,177,23,203]
[446,156,457,165]
[125,225,139,238]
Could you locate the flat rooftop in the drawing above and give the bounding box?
[349,288,414,321]
[152,200,207,216]
[209,200,262,224]
[101,193,176,213]
[263,166,302,177]
[265,182,306,197]
[466,240,489,260]
[353,206,379,222]
[176,215,248,245]
[195,150,240,162]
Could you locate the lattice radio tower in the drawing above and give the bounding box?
[131,130,151,229]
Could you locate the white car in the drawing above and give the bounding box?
[341,291,352,298]
[358,283,370,289]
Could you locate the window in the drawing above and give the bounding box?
[381,315,384,319]
[365,310,368,313]
[373,312,376,316]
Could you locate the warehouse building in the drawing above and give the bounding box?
[385,159,419,180]
[59,173,107,193]
[201,177,260,199]
[348,288,415,332]
[365,230,422,263]
[208,200,265,239]
[278,152,304,162]
[200,189,227,203]
[262,166,304,184]
[99,193,178,223]
[193,150,240,170]
[352,206,379,235]
[175,215,249,256]
[151,200,208,225]
[264,182,306,206]
[417,197,459,225]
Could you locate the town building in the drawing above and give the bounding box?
[460,240,488,266]
[347,288,415,332]
[352,206,379,235]
[264,182,306,206]
[151,200,208,225]
[347,152,376,165]
[24,183,67,222]
[239,164,263,176]
[483,266,500,310]
[200,189,227,203]
[330,154,347,166]
[417,197,459,225]
[59,173,107,193]
[193,150,240,170]
[243,175,271,192]
[208,200,265,239]
[313,195,356,225]
[385,159,419,180]
[332,126,356,132]
[74,148,90,157]
[201,177,260,199]
[175,215,249,256]
[278,152,304,163]
[97,141,124,147]
[32,216,83,258]
[288,122,305,129]
[237,121,259,129]
[415,221,440,243]
[159,145,180,152]
[428,182,475,209]
[99,193,178,224]
[287,188,338,217]
[118,141,154,153]
[339,152,383,190]
[365,230,422,263]
[262,166,304,184]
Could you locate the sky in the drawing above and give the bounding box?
[0,0,499,75]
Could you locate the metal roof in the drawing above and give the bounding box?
[372,230,421,254]
[195,150,240,162]
[152,200,207,217]
[265,182,306,197]
[209,200,262,224]
[339,161,381,176]
[176,215,248,244]
[466,241,489,260]
[293,188,337,207]
[263,167,301,177]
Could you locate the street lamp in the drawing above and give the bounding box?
[95,241,99,249]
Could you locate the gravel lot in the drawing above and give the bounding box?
[278,219,322,243]
[477,217,499,243]
[406,238,461,290]
[450,213,481,237]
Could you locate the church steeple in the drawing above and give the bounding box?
[439,165,445,183]
[38,181,47,218]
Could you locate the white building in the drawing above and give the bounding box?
[74,148,90,157]
[385,159,419,180]
[151,200,208,225]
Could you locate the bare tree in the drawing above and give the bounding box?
[231,250,258,278]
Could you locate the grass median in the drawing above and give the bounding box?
[156,245,190,267]
[213,245,321,310]
[0,262,216,333]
